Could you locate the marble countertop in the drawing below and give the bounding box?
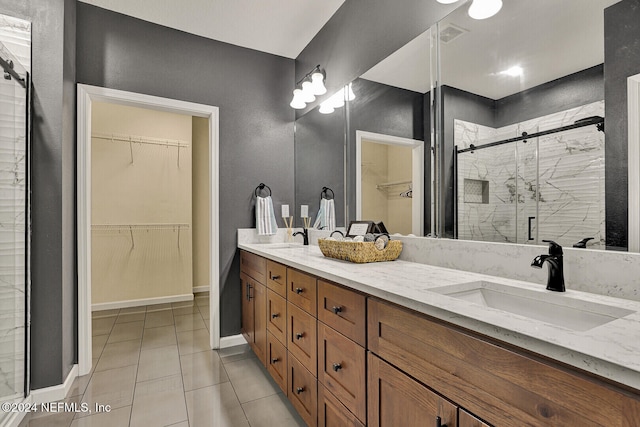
[238,242,640,391]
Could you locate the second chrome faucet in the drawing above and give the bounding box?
[531,240,565,292]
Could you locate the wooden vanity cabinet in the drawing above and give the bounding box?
[288,268,317,316]
[368,352,457,427]
[267,260,287,297]
[289,352,318,427]
[240,272,266,366]
[317,280,366,347]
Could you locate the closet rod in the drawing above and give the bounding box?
[92,133,189,148]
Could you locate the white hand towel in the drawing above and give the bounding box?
[313,198,336,231]
[256,195,278,235]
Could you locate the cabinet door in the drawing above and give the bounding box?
[459,409,491,427]
[368,353,457,427]
[267,331,287,393]
[318,323,365,423]
[240,273,254,346]
[288,302,317,376]
[318,384,364,427]
[267,289,287,344]
[253,281,267,366]
[267,260,287,297]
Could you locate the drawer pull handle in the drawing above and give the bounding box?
[332,363,342,372]
[295,332,304,340]
[296,386,305,394]
[271,358,279,364]
[295,287,303,294]
[271,313,279,319]
[271,274,281,280]
[332,306,342,314]
[436,416,447,427]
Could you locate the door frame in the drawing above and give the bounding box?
[628,73,640,252]
[355,130,424,235]
[76,84,220,375]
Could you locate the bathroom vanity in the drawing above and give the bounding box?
[238,242,640,427]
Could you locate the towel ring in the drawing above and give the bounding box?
[320,187,334,200]
[254,183,272,197]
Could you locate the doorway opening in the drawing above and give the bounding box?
[77,85,219,376]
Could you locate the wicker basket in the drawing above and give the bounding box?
[317,238,403,263]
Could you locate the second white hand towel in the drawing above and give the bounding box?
[256,195,278,235]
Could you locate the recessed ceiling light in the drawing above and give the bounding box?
[468,0,503,20]
[500,66,523,77]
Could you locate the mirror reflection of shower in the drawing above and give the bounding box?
[0,13,31,419]
[455,102,605,249]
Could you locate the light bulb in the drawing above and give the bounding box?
[468,0,502,20]
[290,89,306,109]
[310,71,327,95]
[319,101,335,114]
[329,89,345,108]
[301,81,316,103]
[346,83,356,101]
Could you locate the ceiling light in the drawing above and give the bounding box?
[468,0,502,20]
[346,83,356,101]
[436,0,460,3]
[500,66,523,77]
[289,65,326,109]
[319,102,335,114]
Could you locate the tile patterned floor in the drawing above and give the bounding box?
[19,294,305,427]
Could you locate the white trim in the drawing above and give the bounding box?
[355,130,424,235]
[629,74,640,252]
[77,84,221,375]
[192,285,210,294]
[91,294,194,311]
[30,364,78,404]
[219,334,247,349]
[1,395,31,427]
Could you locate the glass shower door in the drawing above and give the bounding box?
[0,40,29,408]
[515,126,539,245]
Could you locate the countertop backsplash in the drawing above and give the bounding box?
[237,229,640,302]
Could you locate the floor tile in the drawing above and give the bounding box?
[141,325,177,350]
[180,350,228,391]
[171,300,195,308]
[119,306,146,315]
[166,422,189,427]
[194,296,209,307]
[242,393,306,427]
[130,375,187,427]
[218,344,253,364]
[80,365,137,417]
[70,406,131,427]
[92,317,116,336]
[224,356,280,403]
[107,321,144,344]
[172,305,200,316]
[136,345,181,383]
[174,313,206,332]
[146,303,173,312]
[176,328,211,355]
[144,310,174,328]
[92,309,120,319]
[92,335,109,359]
[115,312,146,324]
[68,372,93,398]
[198,306,211,320]
[185,382,248,427]
[20,411,75,427]
[95,340,141,372]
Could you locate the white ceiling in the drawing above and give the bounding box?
[362,0,621,100]
[78,0,346,59]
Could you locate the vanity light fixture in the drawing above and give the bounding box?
[290,65,327,109]
[319,83,356,115]
[436,0,502,20]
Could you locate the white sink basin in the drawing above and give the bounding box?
[430,281,634,332]
[265,243,305,249]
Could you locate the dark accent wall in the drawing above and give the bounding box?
[604,0,640,251]
[295,0,458,117]
[76,4,295,336]
[0,0,77,389]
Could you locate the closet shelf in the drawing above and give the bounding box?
[92,132,189,148]
[376,180,412,190]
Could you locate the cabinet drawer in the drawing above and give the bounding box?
[267,331,287,393]
[287,268,317,316]
[318,384,364,427]
[267,260,287,297]
[288,353,318,427]
[240,250,266,284]
[318,280,366,346]
[459,409,492,427]
[288,302,317,376]
[318,323,366,423]
[267,289,287,344]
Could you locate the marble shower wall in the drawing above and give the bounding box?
[455,101,605,249]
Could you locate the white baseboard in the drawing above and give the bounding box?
[193,286,210,293]
[219,334,247,349]
[2,395,31,427]
[30,364,78,404]
[92,293,194,311]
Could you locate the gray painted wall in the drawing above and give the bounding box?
[0,0,77,389]
[604,0,640,251]
[76,3,295,337]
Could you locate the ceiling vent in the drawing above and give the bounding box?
[439,23,468,44]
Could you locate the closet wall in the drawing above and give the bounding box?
[91,102,193,306]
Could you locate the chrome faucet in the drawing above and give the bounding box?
[293,229,309,245]
[531,240,565,292]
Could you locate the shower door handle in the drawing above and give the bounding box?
[528,216,536,241]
